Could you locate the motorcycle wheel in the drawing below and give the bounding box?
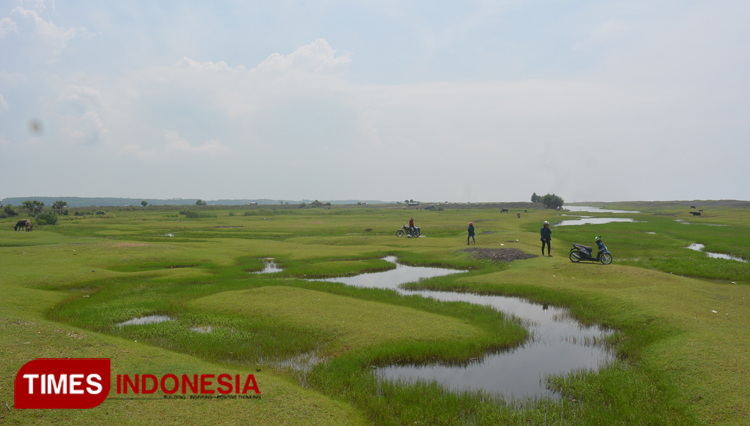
[600,253,613,265]
[414,229,421,237]
[396,230,404,237]
[569,251,581,263]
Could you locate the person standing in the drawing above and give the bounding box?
[540,220,552,256]
[467,222,475,245]
[409,217,416,236]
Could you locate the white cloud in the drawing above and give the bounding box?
[173,57,244,73]
[119,132,230,162]
[0,94,8,113]
[0,16,19,37]
[59,85,104,113]
[23,0,55,13]
[60,110,106,145]
[164,131,230,156]
[56,85,106,144]
[2,4,91,59]
[254,38,351,74]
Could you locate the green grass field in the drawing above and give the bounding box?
[1,202,748,425]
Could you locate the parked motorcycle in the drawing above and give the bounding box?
[396,223,421,237]
[569,236,612,265]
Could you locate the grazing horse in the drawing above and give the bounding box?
[690,205,696,209]
[501,208,509,213]
[517,212,521,218]
[15,219,30,231]
[26,220,33,232]
[689,211,701,216]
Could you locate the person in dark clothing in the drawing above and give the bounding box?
[467,222,475,245]
[540,221,552,256]
[409,217,415,236]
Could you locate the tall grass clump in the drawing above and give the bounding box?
[184,210,217,219]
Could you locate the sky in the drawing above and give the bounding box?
[1,0,748,203]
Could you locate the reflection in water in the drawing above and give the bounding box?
[317,257,614,399]
[686,243,747,263]
[564,205,640,214]
[556,216,635,226]
[117,315,173,326]
[254,258,283,274]
[191,326,213,333]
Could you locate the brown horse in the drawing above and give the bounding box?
[26,220,33,232]
[15,219,32,231]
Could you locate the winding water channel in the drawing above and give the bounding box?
[318,256,614,399]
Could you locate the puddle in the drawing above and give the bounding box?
[274,351,324,372]
[191,326,213,333]
[273,351,324,388]
[116,315,173,327]
[564,206,640,214]
[556,217,634,226]
[162,233,175,237]
[315,257,614,399]
[254,258,283,274]
[686,243,747,263]
[646,232,656,234]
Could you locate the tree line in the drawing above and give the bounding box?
[531,192,564,210]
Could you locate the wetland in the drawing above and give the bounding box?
[1,201,749,425]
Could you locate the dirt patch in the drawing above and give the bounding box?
[112,243,152,248]
[461,248,538,262]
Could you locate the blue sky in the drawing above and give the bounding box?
[1,0,748,202]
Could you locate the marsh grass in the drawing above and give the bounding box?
[2,202,748,425]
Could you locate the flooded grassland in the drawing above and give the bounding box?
[1,203,749,425]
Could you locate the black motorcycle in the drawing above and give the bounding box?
[396,223,421,237]
[569,236,612,265]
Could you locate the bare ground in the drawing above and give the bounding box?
[461,248,538,262]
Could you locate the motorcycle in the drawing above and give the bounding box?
[396,223,421,237]
[569,236,612,265]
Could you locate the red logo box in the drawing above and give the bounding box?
[15,358,111,409]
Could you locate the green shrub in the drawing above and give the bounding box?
[2,204,18,217]
[184,211,217,219]
[96,210,106,215]
[35,211,59,225]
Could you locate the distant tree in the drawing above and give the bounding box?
[298,203,307,208]
[1,204,18,218]
[141,200,148,207]
[52,200,68,213]
[531,192,543,203]
[22,200,45,214]
[541,194,564,210]
[324,202,331,207]
[196,199,207,206]
[310,200,324,208]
